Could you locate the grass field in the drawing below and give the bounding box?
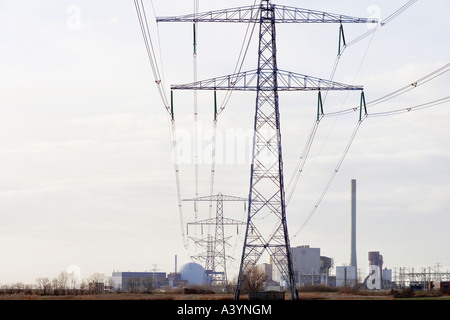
[1,290,449,300]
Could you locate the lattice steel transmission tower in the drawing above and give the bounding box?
[184,193,246,289]
[157,0,376,300]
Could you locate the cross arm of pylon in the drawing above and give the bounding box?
[156,4,377,24]
[187,217,247,226]
[157,5,259,23]
[272,5,378,24]
[171,69,363,91]
[182,193,247,202]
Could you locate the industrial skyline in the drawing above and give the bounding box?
[0,0,449,286]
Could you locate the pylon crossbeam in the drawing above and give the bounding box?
[157,4,377,24]
[171,69,363,92]
[183,193,246,202]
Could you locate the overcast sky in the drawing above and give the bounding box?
[0,0,449,285]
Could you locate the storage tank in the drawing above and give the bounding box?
[179,262,206,285]
[382,269,392,282]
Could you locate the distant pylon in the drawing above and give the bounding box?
[184,193,246,289]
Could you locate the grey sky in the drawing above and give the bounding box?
[0,0,449,285]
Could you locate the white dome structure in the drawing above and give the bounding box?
[179,262,206,285]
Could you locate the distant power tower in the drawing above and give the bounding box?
[183,193,246,289]
[188,234,217,284]
[158,0,376,299]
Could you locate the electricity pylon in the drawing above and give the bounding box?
[183,193,246,289]
[158,0,377,300]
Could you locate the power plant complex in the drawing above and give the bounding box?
[108,179,450,293]
[109,250,450,293]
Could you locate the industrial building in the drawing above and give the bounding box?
[110,262,207,292]
[334,250,394,289]
[108,181,445,293]
[336,266,357,287]
[270,245,332,287]
[178,262,208,285]
[111,271,169,291]
[110,252,450,293]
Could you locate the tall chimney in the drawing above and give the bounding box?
[351,180,357,273]
[175,254,178,273]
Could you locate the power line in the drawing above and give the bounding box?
[167,110,189,249]
[293,115,366,238]
[287,0,421,207]
[217,0,261,117]
[193,0,200,220]
[291,64,449,237]
[134,0,170,114]
[289,0,439,232]
[324,63,450,117]
[134,1,189,249]
[345,0,418,48]
[286,117,321,204]
[367,96,450,117]
[366,64,450,108]
[286,22,377,207]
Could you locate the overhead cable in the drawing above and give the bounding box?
[134,0,189,248]
[217,0,261,116]
[134,0,171,115]
[293,116,366,238]
[368,96,450,117]
[345,0,418,49]
[324,63,450,117]
[193,0,200,220]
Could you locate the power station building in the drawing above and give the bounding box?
[336,266,357,287]
[110,262,206,291]
[111,271,168,291]
[283,245,333,287]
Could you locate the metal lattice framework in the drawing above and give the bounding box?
[184,193,246,289]
[171,69,363,92]
[157,4,377,24]
[157,0,376,300]
[395,266,450,290]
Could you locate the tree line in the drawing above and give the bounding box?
[0,267,270,297]
[0,271,111,296]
